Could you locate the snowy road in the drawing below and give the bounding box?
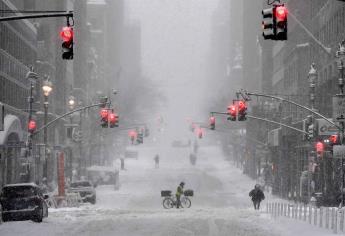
[0,145,333,235]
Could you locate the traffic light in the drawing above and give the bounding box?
[262,7,275,40]
[227,105,236,121]
[100,109,109,128]
[261,4,288,41]
[28,120,37,134]
[108,112,119,128]
[275,5,288,40]
[196,128,203,139]
[237,101,247,121]
[137,132,144,144]
[329,134,340,145]
[209,116,216,130]
[307,124,314,140]
[60,26,73,60]
[129,130,137,144]
[316,141,324,155]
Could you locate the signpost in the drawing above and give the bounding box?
[333,95,345,122]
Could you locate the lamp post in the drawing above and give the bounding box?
[308,63,318,200]
[25,68,39,182]
[42,76,52,180]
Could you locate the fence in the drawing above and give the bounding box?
[267,202,345,234]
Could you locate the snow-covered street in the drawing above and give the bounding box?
[0,145,334,235]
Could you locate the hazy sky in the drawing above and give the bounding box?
[125,0,220,139]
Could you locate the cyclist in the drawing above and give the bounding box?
[176,182,185,208]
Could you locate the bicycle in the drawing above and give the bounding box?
[161,190,192,209]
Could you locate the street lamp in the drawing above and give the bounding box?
[42,76,52,180]
[68,96,76,110]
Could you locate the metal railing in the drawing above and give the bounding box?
[267,202,345,234]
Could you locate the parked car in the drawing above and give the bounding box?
[68,180,96,204]
[0,183,49,222]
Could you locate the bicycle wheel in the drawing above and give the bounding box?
[163,198,174,209]
[181,197,191,208]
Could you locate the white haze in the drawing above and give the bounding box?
[125,0,219,141]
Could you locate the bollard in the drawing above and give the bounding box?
[299,204,302,220]
[320,207,323,228]
[314,207,317,226]
[334,208,338,234]
[295,205,298,219]
[283,203,287,216]
[281,203,284,216]
[266,202,268,213]
[326,208,330,229]
[304,205,307,221]
[277,203,280,216]
[331,208,335,230]
[309,206,312,224]
[287,204,291,218]
[340,209,344,232]
[292,204,295,219]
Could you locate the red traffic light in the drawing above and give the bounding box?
[60,26,73,42]
[275,6,287,19]
[316,141,324,153]
[329,135,339,145]
[196,128,204,139]
[28,120,37,133]
[129,130,137,139]
[100,109,109,120]
[108,112,118,123]
[209,116,216,125]
[228,105,236,116]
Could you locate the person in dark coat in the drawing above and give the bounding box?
[249,184,265,210]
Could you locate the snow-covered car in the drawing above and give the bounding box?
[0,183,49,222]
[68,181,96,204]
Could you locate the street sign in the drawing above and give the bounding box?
[0,103,4,131]
[333,95,345,122]
[316,118,338,136]
[333,145,345,159]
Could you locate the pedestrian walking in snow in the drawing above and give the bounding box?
[249,184,265,210]
[154,154,160,168]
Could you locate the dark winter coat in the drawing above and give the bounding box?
[249,188,265,202]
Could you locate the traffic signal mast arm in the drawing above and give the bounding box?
[33,102,110,136]
[246,115,308,135]
[209,111,307,134]
[0,12,73,22]
[239,90,342,131]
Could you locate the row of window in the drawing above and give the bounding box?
[0,23,36,67]
[0,76,29,110]
[317,5,345,46]
[0,50,30,87]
